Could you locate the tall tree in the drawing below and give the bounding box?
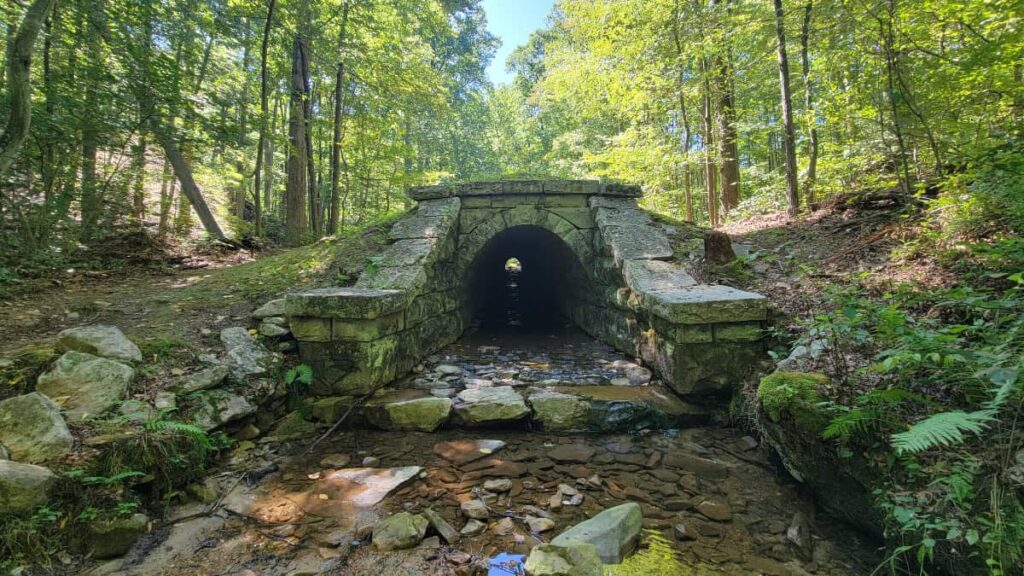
[252,0,275,237]
[327,0,350,236]
[284,0,311,245]
[774,0,800,216]
[799,0,817,205]
[0,0,58,179]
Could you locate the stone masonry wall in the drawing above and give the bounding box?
[286,180,768,399]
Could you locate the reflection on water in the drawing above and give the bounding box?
[487,552,526,575]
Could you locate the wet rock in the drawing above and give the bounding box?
[87,513,149,559]
[662,497,694,512]
[188,389,256,431]
[551,502,643,563]
[377,397,451,432]
[0,392,72,463]
[433,439,506,464]
[696,499,733,522]
[252,298,287,319]
[372,512,429,551]
[258,320,290,338]
[57,325,142,362]
[220,327,278,381]
[234,423,260,441]
[484,478,513,493]
[461,499,490,520]
[527,517,556,533]
[673,522,698,541]
[492,517,516,536]
[117,399,156,424]
[524,543,603,576]
[453,386,529,425]
[322,466,421,506]
[37,351,134,421]
[319,453,351,468]
[549,444,596,464]
[461,518,487,536]
[271,411,315,440]
[436,364,463,375]
[422,508,460,544]
[361,456,380,467]
[528,389,589,431]
[787,512,813,555]
[0,460,57,513]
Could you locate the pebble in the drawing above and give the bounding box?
[483,478,512,493]
[697,499,733,522]
[526,516,555,533]
[460,519,487,536]
[460,499,489,520]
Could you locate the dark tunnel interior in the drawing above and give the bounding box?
[466,225,586,330]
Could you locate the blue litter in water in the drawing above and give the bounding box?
[487,552,526,576]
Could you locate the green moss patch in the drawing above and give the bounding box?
[757,371,829,429]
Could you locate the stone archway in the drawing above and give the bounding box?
[285,180,770,399]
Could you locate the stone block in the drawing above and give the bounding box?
[355,265,427,293]
[460,196,491,208]
[527,388,589,431]
[299,337,398,395]
[377,238,438,268]
[289,317,333,342]
[461,181,504,195]
[502,180,544,194]
[589,196,640,210]
[599,182,643,197]
[622,259,697,295]
[594,207,653,229]
[408,185,454,200]
[332,313,405,342]
[542,180,600,194]
[415,196,460,217]
[597,224,673,265]
[405,291,459,327]
[640,333,763,396]
[545,207,595,228]
[645,284,768,324]
[458,208,494,234]
[389,216,454,240]
[539,195,589,208]
[491,195,537,208]
[714,322,765,342]
[286,287,406,320]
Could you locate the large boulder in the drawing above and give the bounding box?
[524,543,603,576]
[528,389,589,431]
[372,397,452,432]
[0,460,57,514]
[550,502,642,564]
[187,389,256,431]
[372,512,429,551]
[252,298,286,319]
[0,392,72,463]
[453,386,529,425]
[220,327,278,381]
[36,351,134,421]
[87,513,149,559]
[57,325,142,362]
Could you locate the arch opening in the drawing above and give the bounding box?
[466,225,587,331]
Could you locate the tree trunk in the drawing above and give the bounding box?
[328,2,349,236]
[132,126,147,225]
[800,0,818,205]
[774,0,800,217]
[285,25,311,245]
[156,129,226,238]
[0,0,58,180]
[701,59,718,227]
[252,0,275,237]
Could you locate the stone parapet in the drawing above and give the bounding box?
[408,180,641,201]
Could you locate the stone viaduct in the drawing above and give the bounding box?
[285,180,768,400]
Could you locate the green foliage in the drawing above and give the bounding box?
[285,363,314,414]
[890,411,994,455]
[604,531,697,576]
[757,371,828,428]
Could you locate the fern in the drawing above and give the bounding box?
[145,419,213,450]
[891,410,995,455]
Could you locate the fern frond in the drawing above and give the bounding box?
[891,410,995,455]
[145,419,213,449]
[822,407,876,440]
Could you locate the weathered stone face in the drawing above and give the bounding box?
[36,351,134,421]
[287,180,769,401]
[0,392,72,463]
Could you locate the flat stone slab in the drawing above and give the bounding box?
[432,439,507,464]
[598,224,673,263]
[453,386,529,425]
[321,466,422,507]
[286,287,407,320]
[551,502,643,564]
[622,259,697,295]
[645,284,769,324]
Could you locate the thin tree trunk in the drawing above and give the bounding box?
[800,0,818,205]
[0,0,58,179]
[701,59,718,227]
[158,157,173,235]
[879,0,911,194]
[328,2,349,235]
[252,0,275,237]
[157,129,225,238]
[774,0,800,216]
[132,124,146,225]
[671,0,694,222]
[80,4,101,240]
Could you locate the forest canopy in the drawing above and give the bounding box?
[0,0,1021,265]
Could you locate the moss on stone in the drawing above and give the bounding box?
[757,371,829,429]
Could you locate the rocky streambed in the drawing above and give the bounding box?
[93,327,880,576]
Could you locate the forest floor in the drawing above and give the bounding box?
[1,196,934,575]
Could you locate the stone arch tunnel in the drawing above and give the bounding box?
[285,180,769,400]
